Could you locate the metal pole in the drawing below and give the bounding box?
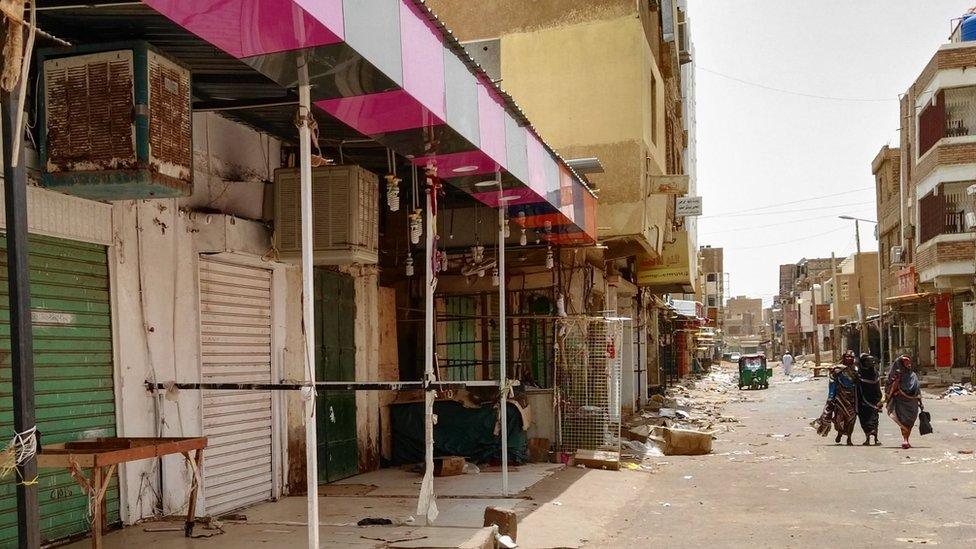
[854,220,869,354]
[418,172,438,524]
[878,236,885,364]
[297,82,320,549]
[2,89,40,549]
[497,171,509,496]
[831,252,841,362]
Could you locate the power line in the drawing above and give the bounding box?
[697,66,898,103]
[702,187,874,218]
[702,200,876,219]
[699,209,874,236]
[725,226,849,251]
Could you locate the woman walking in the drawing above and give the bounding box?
[886,355,922,449]
[856,353,882,446]
[823,351,859,445]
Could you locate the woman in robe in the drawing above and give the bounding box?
[856,353,882,446]
[885,355,921,449]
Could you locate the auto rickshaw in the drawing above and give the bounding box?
[738,354,772,390]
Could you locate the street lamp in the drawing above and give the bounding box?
[838,215,884,365]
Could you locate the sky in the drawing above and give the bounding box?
[689,0,975,305]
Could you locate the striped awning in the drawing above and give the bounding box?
[143,0,597,244]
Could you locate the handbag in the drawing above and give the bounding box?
[918,403,933,436]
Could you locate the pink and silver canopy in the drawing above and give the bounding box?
[144,0,597,244]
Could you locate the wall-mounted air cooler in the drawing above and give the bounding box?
[274,165,378,265]
[38,42,192,200]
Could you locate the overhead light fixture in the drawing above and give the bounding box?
[474,180,498,187]
[497,195,518,202]
[452,165,479,173]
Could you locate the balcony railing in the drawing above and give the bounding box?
[919,190,973,243]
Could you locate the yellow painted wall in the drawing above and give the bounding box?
[500,15,666,173]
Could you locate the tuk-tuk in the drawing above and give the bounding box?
[738,354,772,390]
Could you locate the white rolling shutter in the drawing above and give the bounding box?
[199,257,274,516]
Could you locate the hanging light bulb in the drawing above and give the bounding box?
[439,251,449,272]
[405,254,415,277]
[471,244,485,263]
[503,215,511,238]
[546,245,554,270]
[409,210,422,244]
[385,175,401,212]
[517,211,527,246]
[491,266,499,286]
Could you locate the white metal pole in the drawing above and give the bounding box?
[497,171,509,496]
[297,83,320,549]
[418,176,438,524]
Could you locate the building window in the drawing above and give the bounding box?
[706,273,717,282]
[840,281,850,301]
[918,86,976,158]
[707,296,716,307]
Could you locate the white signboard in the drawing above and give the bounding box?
[675,196,703,217]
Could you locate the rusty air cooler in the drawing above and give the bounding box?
[38,42,192,200]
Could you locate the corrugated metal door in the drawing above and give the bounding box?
[315,269,358,483]
[0,234,118,547]
[199,257,274,516]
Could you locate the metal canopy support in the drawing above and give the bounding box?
[2,88,41,548]
[417,172,438,524]
[297,78,320,549]
[497,171,509,496]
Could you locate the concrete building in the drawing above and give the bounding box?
[427,0,700,383]
[874,17,976,375]
[725,296,764,337]
[832,252,881,326]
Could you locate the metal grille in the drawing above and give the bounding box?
[555,317,624,454]
[43,50,135,172]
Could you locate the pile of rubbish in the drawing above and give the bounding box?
[620,367,742,459]
[940,383,975,399]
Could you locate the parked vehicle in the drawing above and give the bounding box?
[729,352,741,363]
[738,354,772,390]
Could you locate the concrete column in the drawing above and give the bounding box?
[618,296,636,416]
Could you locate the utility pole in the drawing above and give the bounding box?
[2,88,40,547]
[831,252,841,362]
[854,221,869,354]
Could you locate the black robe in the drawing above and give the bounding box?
[857,356,882,436]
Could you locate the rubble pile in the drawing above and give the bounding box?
[620,365,743,461]
[940,383,975,399]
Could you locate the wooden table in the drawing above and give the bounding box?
[38,437,207,549]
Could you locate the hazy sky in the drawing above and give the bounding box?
[690,0,975,304]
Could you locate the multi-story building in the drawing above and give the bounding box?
[832,252,881,325]
[428,0,699,383]
[876,15,976,375]
[725,296,764,337]
[0,1,701,544]
[700,246,725,327]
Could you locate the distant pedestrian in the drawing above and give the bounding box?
[781,351,794,377]
[856,353,882,446]
[886,355,922,449]
[825,350,859,445]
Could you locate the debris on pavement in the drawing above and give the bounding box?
[939,383,974,398]
[572,449,621,470]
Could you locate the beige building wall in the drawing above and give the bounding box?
[428,0,671,256]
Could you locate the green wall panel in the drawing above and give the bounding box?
[0,234,118,548]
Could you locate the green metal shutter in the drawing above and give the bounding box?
[314,269,358,483]
[0,234,118,548]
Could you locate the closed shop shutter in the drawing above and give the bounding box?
[199,257,274,516]
[315,269,358,483]
[0,234,118,547]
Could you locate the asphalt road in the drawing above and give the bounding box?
[585,365,976,548]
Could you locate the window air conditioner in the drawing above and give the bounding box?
[890,245,906,266]
[273,165,379,265]
[39,42,192,200]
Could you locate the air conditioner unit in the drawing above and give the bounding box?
[966,211,976,230]
[39,42,192,200]
[902,224,915,240]
[890,245,906,265]
[274,165,378,265]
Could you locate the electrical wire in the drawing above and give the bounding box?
[724,226,849,250]
[701,187,874,218]
[697,66,897,103]
[702,200,876,219]
[700,210,875,236]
